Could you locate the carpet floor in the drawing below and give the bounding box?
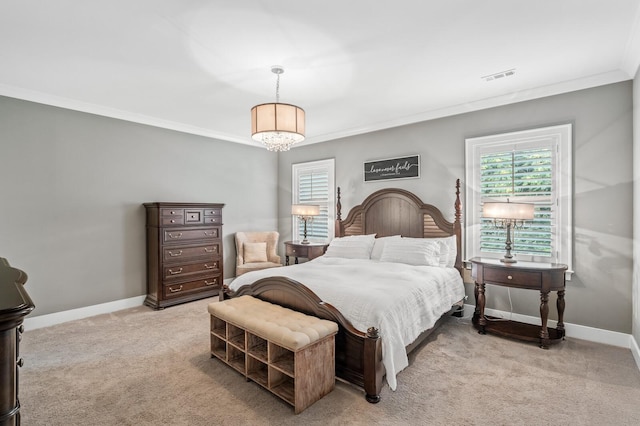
[19,297,640,425]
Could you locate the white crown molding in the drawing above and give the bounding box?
[298,70,631,146]
[621,2,640,78]
[0,83,258,147]
[1,69,631,150]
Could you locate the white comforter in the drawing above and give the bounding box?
[228,256,465,390]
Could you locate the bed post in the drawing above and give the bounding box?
[453,178,462,273]
[335,186,344,237]
[363,327,383,403]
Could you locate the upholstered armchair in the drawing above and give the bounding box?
[235,231,282,276]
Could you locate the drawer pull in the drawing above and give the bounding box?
[507,275,513,280]
[292,249,296,253]
[204,247,216,253]
[170,219,175,223]
[17,358,24,368]
[170,211,175,214]
[168,250,183,257]
[204,263,216,270]
[205,279,218,286]
[168,268,183,275]
[204,231,216,237]
[169,285,183,293]
[168,232,183,239]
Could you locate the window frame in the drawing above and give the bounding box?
[465,124,573,277]
[291,158,335,243]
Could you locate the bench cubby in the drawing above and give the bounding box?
[208,296,338,414]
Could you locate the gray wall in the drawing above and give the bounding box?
[279,81,634,334]
[0,96,278,317]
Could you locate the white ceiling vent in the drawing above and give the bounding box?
[482,69,516,82]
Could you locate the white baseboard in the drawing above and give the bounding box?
[20,298,640,372]
[464,304,634,349]
[631,335,640,371]
[23,280,238,331]
[24,295,147,330]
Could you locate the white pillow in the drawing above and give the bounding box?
[324,234,376,259]
[379,237,441,266]
[429,235,458,268]
[243,242,268,263]
[370,235,402,260]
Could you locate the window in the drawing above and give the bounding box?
[292,159,335,242]
[465,124,572,275]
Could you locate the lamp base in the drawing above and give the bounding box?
[500,257,518,264]
[300,239,311,244]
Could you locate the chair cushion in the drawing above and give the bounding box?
[243,242,268,263]
[236,262,282,276]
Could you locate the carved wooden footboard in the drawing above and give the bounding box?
[222,276,384,402]
[223,179,463,403]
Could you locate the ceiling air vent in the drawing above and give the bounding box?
[482,69,516,82]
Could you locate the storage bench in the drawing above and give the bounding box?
[208,295,338,413]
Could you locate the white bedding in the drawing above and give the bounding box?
[228,256,465,390]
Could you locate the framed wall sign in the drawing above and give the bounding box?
[364,155,420,182]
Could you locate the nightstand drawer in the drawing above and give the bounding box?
[286,244,309,257]
[483,268,541,289]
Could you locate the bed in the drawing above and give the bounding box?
[221,180,465,403]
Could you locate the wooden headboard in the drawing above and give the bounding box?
[335,179,462,272]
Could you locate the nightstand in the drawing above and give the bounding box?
[284,241,328,265]
[469,257,568,349]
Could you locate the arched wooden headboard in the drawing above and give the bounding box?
[335,179,462,272]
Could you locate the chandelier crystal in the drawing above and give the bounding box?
[251,66,305,152]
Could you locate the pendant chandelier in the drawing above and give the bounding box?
[251,66,305,152]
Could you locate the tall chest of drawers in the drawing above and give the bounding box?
[144,202,224,309]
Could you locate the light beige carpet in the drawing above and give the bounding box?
[20,297,640,425]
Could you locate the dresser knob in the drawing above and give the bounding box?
[507,275,513,280]
[17,358,24,368]
[170,219,175,223]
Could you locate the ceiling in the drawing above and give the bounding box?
[2,1,640,149]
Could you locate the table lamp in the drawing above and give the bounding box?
[291,204,320,244]
[483,200,535,263]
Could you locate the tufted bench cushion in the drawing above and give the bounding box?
[208,295,338,351]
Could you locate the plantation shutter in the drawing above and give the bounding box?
[480,147,554,257]
[297,168,330,239]
[292,159,335,242]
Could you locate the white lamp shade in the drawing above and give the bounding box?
[251,103,305,142]
[483,201,535,220]
[291,204,320,216]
